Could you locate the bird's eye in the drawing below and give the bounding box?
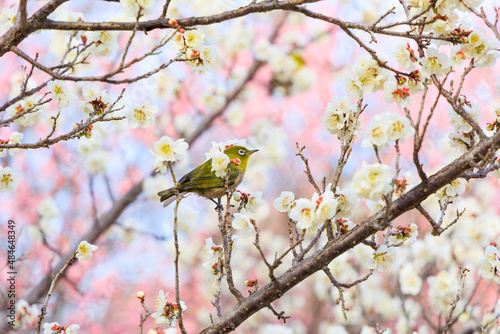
[238,149,245,156]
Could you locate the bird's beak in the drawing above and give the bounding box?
[249,149,259,155]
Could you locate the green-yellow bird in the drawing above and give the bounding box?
[158,145,258,207]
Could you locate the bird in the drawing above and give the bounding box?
[158,145,258,207]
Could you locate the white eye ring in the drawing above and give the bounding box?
[238,149,245,156]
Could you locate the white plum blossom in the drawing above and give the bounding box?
[352,162,393,200]
[65,325,80,334]
[82,83,105,101]
[232,213,252,236]
[126,100,158,128]
[0,166,20,192]
[448,131,476,154]
[83,150,108,174]
[5,99,41,128]
[383,79,413,109]
[288,198,316,230]
[463,30,498,69]
[185,30,205,48]
[43,322,79,334]
[76,241,98,262]
[151,136,189,174]
[479,245,500,284]
[385,113,415,141]
[47,80,71,109]
[191,45,216,75]
[449,45,467,67]
[152,137,189,163]
[321,98,357,138]
[0,132,23,157]
[273,191,295,212]
[38,197,59,221]
[151,290,187,326]
[399,263,423,295]
[362,117,389,148]
[312,190,339,224]
[206,150,230,178]
[79,84,110,115]
[202,237,223,263]
[334,187,358,218]
[0,6,16,34]
[367,244,397,272]
[427,270,460,313]
[120,0,155,17]
[345,55,390,98]
[88,30,117,56]
[436,178,467,198]
[246,191,264,213]
[419,48,450,78]
[389,223,419,246]
[394,43,417,71]
[449,104,481,133]
[322,102,347,134]
[362,112,414,147]
[143,174,171,201]
[8,131,22,156]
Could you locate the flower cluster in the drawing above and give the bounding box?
[383,77,413,108]
[427,270,460,314]
[151,290,187,327]
[5,95,43,127]
[15,300,39,329]
[394,43,417,71]
[172,29,216,75]
[43,323,80,334]
[480,244,500,284]
[388,223,419,246]
[120,0,155,17]
[202,237,225,288]
[345,55,390,98]
[76,126,110,175]
[321,98,360,139]
[362,112,415,148]
[88,30,117,57]
[352,162,393,200]
[0,132,22,157]
[287,190,339,230]
[38,197,60,235]
[79,83,110,116]
[254,40,315,95]
[151,136,189,174]
[436,178,467,198]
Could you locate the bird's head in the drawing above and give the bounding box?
[223,145,258,169]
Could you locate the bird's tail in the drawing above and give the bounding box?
[158,188,176,207]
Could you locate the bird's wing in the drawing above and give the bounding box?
[179,160,240,191]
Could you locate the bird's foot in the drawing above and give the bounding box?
[210,198,224,211]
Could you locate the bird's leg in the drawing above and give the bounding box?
[210,198,224,211]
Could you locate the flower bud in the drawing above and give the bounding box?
[137,291,145,300]
[245,279,258,287]
[233,191,242,201]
